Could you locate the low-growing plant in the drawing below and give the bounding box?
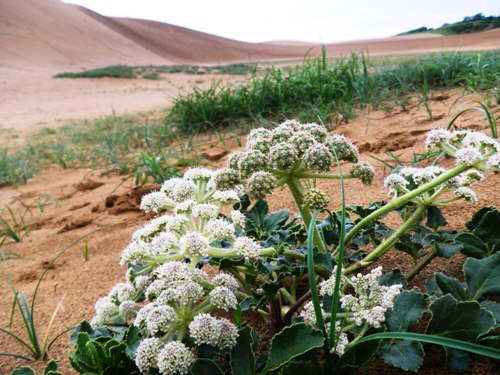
[0,194,58,244]
[167,51,500,134]
[11,359,61,375]
[78,120,500,374]
[1,228,111,363]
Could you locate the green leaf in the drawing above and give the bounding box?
[385,290,427,332]
[463,252,500,300]
[480,301,500,326]
[231,326,255,375]
[190,359,224,375]
[279,360,315,375]
[70,321,112,345]
[435,273,467,301]
[125,325,141,360]
[426,206,447,229]
[455,233,488,258]
[379,340,423,372]
[445,348,470,372]
[264,210,290,236]
[11,367,36,375]
[426,295,495,341]
[349,332,500,360]
[473,209,500,246]
[43,360,59,374]
[265,323,324,372]
[434,242,462,259]
[465,206,495,231]
[378,269,407,288]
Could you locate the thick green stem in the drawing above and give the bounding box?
[208,247,275,258]
[287,177,328,253]
[343,205,427,275]
[406,248,438,282]
[279,287,296,304]
[295,172,355,180]
[338,164,470,253]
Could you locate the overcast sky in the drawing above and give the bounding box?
[62,0,498,43]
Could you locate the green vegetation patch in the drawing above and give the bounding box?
[54,63,255,79]
[167,50,500,134]
[399,13,500,36]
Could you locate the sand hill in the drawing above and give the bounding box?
[0,0,498,135]
[1,0,499,73]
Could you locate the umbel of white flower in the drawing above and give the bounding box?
[223,120,375,199]
[121,167,272,267]
[301,266,402,356]
[425,128,500,171]
[384,166,483,205]
[92,261,240,375]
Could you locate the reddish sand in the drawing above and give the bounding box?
[0,1,499,373]
[1,0,499,137]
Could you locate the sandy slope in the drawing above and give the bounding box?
[1,0,499,138]
[0,91,499,374]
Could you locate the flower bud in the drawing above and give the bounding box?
[303,188,330,210]
[269,142,299,170]
[238,150,267,178]
[303,143,334,171]
[246,171,276,199]
[350,161,375,185]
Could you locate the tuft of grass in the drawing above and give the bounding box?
[54,63,256,80]
[0,111,204,187]
[54,65,137,79]
[167,50,500,134]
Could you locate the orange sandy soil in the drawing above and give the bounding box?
[0,88,499,374]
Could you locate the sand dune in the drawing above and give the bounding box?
[0,0,498,136]
[2,0,499,73]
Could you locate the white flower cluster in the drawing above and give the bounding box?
[425,129,500,171]
[131,262,239,374]
[384,165,483,205]
[301,267,402,355]
[225,120,373,199]
[300,300,349,356]
[121,168,263,266]
[92,260,240,375]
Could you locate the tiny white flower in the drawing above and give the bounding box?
[179,232,210,258]
[455,147,483,166]
[209,286,237,310]
[233,236,261,260]
[157,341,194,375]
[140,191,175,213]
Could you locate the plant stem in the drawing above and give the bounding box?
[295,172,354,180]
[337,164,470,253]
[208,247,275,258]
[343,205,427,275]
[286,177,327,253]
[406,248,437,282]
[226,267,252,294]
[279,287,296,304]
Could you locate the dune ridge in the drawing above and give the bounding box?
[1,0,499,73]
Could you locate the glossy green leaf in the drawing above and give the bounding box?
[379,340,423,371]
[463,252,500,300]
[435,273,467,301]
[231,325,255,375]
[190,359,224,375]
[265,323,324,372]
[426,295,495,341]
[385,290,427,332]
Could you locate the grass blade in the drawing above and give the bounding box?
[348,332,500,360]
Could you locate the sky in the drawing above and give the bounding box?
[62,0,499,43]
